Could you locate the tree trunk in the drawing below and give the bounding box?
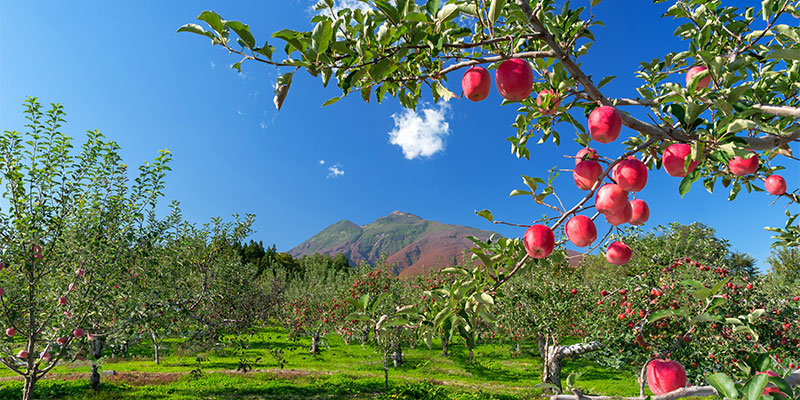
[538,335,563,393]
[392,344,403,367]
[151,331,161,365]
[310,327,321,353]
[90,337,105,391]
[22,376,36,400]
[383,352,390,390]
[441,336,449,357]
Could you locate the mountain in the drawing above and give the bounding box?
[290,211,586,276]
[289,211,499,276]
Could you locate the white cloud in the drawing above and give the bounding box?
[388,102,450,160]
[260,121,268,129]
[210,61,216,69]
[319,160,326,165]
[327,163,344,178]
[236,107,244,116]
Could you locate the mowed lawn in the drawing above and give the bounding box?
[0,327,642,399]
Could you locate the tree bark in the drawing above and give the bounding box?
[310,327,321,353]
[151,331,161,365]
[22,376,36,400]
[392,344,403,367]
[90,337,105,391]
[441,336,449,357]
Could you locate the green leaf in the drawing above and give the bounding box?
[224,21,256,49]
[375,0,400,24]
[432,81,457,102]
[475,209,494,222]
[766,48,800,61]
[509,189,533,197]
[478,292,494,305]
[707,373,739,399]
[176,24,218,41]
[321,96,342,107]
[747,309,766,324]
[691,288,712,300]
[598,75,616,88]
[488,0,507,23]
[436,3,459,22]
[711,277,731,295]
[744,372,769,400]
[312,20,333,55]
[648,309,675,323]
[425,0,440,15]
[197,10,225,35]
[691,313,724,323]
[754,353,773,372]
[769,376,793,398]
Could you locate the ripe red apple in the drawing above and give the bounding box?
[536,89,561,115]
[728,152,759,176]
[17,350,29,359]
[87,333,98,341]
[646,359,687,395]
[574,160,603,190]
[58,297,68,306]
[600,290,608,296]
[73,328,85,338]
[56,337,67,345]
[662,143,699,177]
[575,148,599,165]
[606,242,632,265]
[765,175,786,195]
[793,296,799,301]
[613,157,648,192]
[462,66,491,102]
[571,289,578,295]
[5,328,15,337]
[495,59,533,101]
[68,283,76,291]
[41,352,51,362]
[629,199,650,225]
[595,184,629,215]
[0,287,4,296]
[605,201,632,226]
[76,268,85,277]
[686,65,711,89]
[524,224,555,259]
[588,106,622,143]
[566,215,597,247]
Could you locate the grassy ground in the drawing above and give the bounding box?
[0,327,643,399]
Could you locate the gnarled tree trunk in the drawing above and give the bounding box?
[441,336,449,357]
[22,376,37,400]
[151,331,161,365]
[537,335,603,393]
[392,343,403,367]
[90,336,105,391]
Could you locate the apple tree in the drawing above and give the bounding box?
[0,97,173,400]
[181,0,800,397]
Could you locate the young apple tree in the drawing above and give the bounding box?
[181,0,800,397]
[0,98,172,400]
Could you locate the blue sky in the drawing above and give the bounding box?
[1,1,796,269]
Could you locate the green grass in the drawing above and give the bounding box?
[0,327,644,399]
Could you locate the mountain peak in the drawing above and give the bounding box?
[389,210,417,217]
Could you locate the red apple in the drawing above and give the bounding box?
[588,106,622,143]
[793,296,799,301]
[728,152,759,176]
[613,157,648,192]
[765,175,786,195]
[524,224,555,259]
[0,287,4,296]
[58,297,68,306]
[56,337,67,345]
[686,65,711,89]
[646,359,687,395]
[41,352,51,362]
[574,160,603,190]
[629,199,650,225]
[73,328,85,338]
[566,215,597,247]
[5,328,15,337]
[68,283,76,291]
[662,143,699,177]
[575,148,599,165]
[17,350,29,359]
[606,242,632,265]
[495,59,533,101]
[76,268,85,277]
[462,66,491,102]
[595,184,629,215]
[536,89,561,115]
[605,201,632,226]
